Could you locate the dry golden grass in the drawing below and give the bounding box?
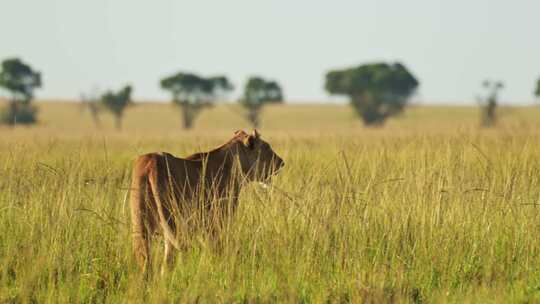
[1,101,540,303]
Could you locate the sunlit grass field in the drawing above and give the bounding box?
[1,101,540,303]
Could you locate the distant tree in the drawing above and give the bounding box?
[160,72,233,129]
[80,88,102,129]
[0,58,41,125]
[325,62,419,126]
[535,78,540,99]
[239,76,283,128]
[100,85,133,130]
[478,80,503,127]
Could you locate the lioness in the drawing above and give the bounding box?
[129,129,284,273]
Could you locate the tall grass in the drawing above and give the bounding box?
[1,103,540,302]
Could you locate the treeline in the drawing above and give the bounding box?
[1,57,539,129]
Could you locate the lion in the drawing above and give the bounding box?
[129,129,284,273]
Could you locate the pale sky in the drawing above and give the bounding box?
[1,0,539,104]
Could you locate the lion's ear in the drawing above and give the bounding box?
[252,129,261,138]
[235,130,247,136]
[243,135,256,149]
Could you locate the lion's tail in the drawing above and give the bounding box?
[130,171,151,272]
[148,168,183,251]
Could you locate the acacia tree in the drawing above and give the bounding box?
[535,78,540,99]
[239,76,283,128]
[80,88,102,129]
[0,58,41,125]
[325,62,418,126]
[478,80,504,127]
[160,72,233,129]
[100,85,133,130]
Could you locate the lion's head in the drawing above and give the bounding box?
[232,129,284,181]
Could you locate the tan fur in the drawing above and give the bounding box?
[129,130,284,273]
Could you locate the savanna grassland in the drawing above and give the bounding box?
[1,101,540,303]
